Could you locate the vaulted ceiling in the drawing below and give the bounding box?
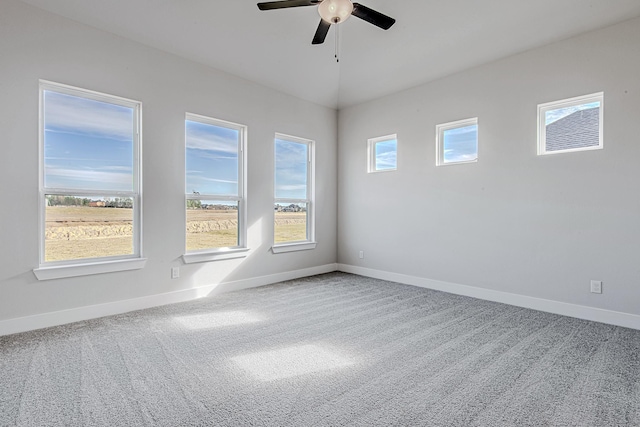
[18,0,640,108]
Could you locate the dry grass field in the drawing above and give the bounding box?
[186,209,239,250]
[44,206,307,261]
[45,206,133,262]
[274,212,307,243]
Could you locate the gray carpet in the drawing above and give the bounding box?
[1,272,639,426]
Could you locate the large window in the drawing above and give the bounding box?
[38,81,142,271]
[538,92,603,155]
[185,114,246,258]
[436,117,478,166]
[273,134,315,252]
[368,134,397,172]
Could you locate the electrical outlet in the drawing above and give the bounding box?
[171,267,180,279]
[359,251,364,259]
[590,280,602,294]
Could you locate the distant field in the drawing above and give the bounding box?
[45,206,133,262]
[46,206,132,224]
[274,212,307,243]
[186,209,239,250]
[44,206,307,261]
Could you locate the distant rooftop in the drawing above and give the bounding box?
[546,108,600,152]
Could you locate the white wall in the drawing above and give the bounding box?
[338,17,640,319]
[0,0,337,330]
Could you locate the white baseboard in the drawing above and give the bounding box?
[7,263,636,336]
[0,263,338,337]
[338,264,640,331]
[209,263,338,295]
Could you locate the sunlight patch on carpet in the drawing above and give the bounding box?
[231,344,355,381]
[174,311,263,329]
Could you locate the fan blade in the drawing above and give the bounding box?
[257,0,319,11]
[351,3,395,30]
[312,19,331,44]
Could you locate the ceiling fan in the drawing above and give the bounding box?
[257,0,396,45]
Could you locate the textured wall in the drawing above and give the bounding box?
[338,17,640,316]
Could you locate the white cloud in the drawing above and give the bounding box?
[545,102,599,125]
[187,171,237,184]
[44,91,133,141]
[445,125,477,136]
[276,184,307,191]
[100,165,132,172]
[46,157,130,165]
[376,151,397,167]
[45,166,132,188]
[275,140,309,198]
[186,125,238,154]
[275,139,307,163]
[200,177,238,184]
[445,153,476,162]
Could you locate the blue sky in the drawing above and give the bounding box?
[545,101,600,125]
[44,91,134,192]
[443,124,478,163]
[375,139,397,170]
[185,120,239,196]
[275,139,307,200]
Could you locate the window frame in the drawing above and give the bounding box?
[34,80,145,281]
[272,133,316,253]
[436,117,478,166]
[182,113,248,264]
[367,134,398,173]
[537,92,604,156]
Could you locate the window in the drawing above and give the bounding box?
[538,92,603,155]
[273,134,316,252]
[436,118,478,166]
[184,113,247,262]
[368,134,397,172]
[36,81,143,279]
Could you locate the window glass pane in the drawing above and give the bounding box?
[443,124,478,164]
[43,91,134,192]
[186,120,239,196]
[544,102,600,152]
[44,195,133,262]
[375,139,397,170]
[275,139,308,200]
[274,203,307,243]
[186,200,239,251]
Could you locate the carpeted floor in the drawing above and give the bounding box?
[1,272,639,426]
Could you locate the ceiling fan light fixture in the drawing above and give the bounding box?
[318,0,353,24]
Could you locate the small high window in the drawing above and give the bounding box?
[368,134,397,172]
[538,92,603,155]
[184,113,246,257]
[436,118,478,166]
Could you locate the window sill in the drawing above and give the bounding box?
[538,145,603,156]
[182,248,250,264]
[272,242,317,254]
[368,168,397,174]
[437,158,478,167]
[33,258,147,281]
